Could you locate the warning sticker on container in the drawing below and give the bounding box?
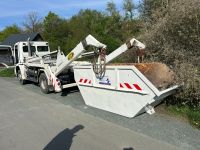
[98,76,111,85]
[67,52,74,60]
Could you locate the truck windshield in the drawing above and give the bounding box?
[37,46,49,52]
[0,47,13,65]
[0,47,12,55]
[23,46,36,53]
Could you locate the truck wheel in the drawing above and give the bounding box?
[17,70,26,85]
[39,73,49,94]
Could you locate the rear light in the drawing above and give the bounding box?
[56,79,59,82]
[57,82,61,86]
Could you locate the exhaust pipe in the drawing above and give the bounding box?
[27,38,31,57]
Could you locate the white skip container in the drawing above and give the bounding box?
[74,63,180,118]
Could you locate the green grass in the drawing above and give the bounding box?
[0,68,15,77]
[167,105,200,129]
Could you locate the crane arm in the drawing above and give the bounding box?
[105,38,145,64]
[53,35,106,76]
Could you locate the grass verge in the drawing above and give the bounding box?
[0,68,15,77]
[167,105,200,129]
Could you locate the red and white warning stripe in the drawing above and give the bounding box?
[50,73,61,92]
[79,78,92,85]
[119,82,142,91]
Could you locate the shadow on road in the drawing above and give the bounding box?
[123,147,134,150]
[61,86,79,97]
[43,125,84,150]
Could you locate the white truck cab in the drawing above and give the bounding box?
[14,41,50,64]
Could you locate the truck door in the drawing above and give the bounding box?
[14,45,19,64]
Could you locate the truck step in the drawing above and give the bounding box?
[62,83,77,89]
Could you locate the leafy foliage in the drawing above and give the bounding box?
[140,0,200,107]
[0,24,21,42]
[43,12,70,51]
[123,0,135,20]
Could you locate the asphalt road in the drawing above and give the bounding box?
[0,77,199,150]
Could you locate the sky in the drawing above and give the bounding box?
[0,0,140,31]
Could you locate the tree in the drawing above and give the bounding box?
[67,9,106,51]
[121,0,142,40]
[106,1,119,17]
[43,12,69,51]
[43,11,62,37]
[123,0,135,20]
[139,0,171,22]
[105,1,122,40]
[23,12,43,33]
[0,24,21,42]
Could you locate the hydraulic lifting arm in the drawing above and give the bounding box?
[53,35,106,76]
[105,38,145,64]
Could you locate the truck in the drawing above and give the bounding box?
[0,45,13,68]
[14,35,180,117]
[14,35,107,93]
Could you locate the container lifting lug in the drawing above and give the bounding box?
[145,105,155,115]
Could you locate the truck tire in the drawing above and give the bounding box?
[39,73,49,94]
[17,70,26,85]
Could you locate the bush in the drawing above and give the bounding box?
[139,0,200,107]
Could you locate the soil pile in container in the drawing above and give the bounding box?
[109,62,176,90]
